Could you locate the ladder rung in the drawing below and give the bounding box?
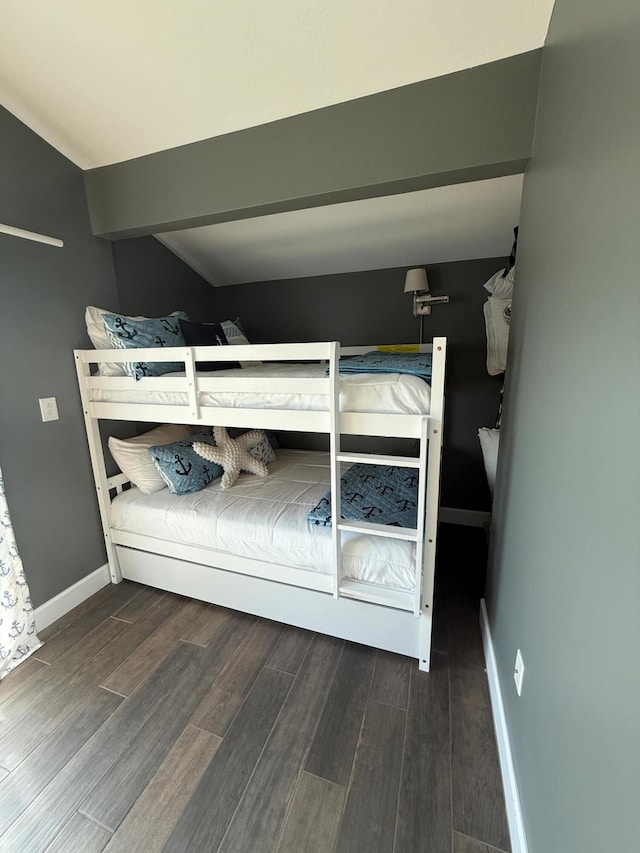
[336,452,419,468]
[336,520,418,541]
[339,580,415,611]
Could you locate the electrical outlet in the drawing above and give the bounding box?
[514,649,525,696]
[39,397,59,422]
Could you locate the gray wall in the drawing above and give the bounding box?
[112,236,216,320]
[0,105,119,607]
[217,258,505,510]
[486,2,640,851]
[85,51,541,239]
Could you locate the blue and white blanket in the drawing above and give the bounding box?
[328,351,432,384]
[307,463,419,528]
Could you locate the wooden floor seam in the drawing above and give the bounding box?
[0,527,511,853]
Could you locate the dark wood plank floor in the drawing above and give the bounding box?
[0,526,510,853]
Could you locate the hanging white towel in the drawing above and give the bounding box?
[482,267,514,375]
[483,266,515,300]
[484,297,511,375]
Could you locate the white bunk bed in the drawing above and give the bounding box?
[74,338,446,671]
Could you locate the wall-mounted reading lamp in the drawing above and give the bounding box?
[404,268,449,344]
[403,268,449,316]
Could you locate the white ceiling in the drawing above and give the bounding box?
[0,1,552,284]
[158,174,524,286]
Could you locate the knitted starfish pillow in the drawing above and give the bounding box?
[193,426,269,489]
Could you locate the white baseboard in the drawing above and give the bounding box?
[34,564,111,632]
[479,599,529,853]
[439,506,491,527]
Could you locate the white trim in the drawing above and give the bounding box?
[479,599,529,853]
[34,564,111,632]
[0,222,64,248]
[439,506,491,527]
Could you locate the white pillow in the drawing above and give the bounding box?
[221,319,261,367]
[108,423,193,494]
[85,307,186,376]
[478,427,500,496]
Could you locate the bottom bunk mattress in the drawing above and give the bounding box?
[109,449,416,591]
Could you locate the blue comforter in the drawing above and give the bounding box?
[328,351,432,383]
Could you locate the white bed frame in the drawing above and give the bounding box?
[74,338,446,671]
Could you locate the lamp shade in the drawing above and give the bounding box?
[404,268,429,293]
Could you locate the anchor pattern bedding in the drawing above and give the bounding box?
[308,463,419,528]
[331,351,433,383]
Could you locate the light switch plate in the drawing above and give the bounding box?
[514,648,525,696]
[39,397,59,422]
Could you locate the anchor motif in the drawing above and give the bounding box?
[360,473,375,484]
[160,319,180,335]
[0,560,10,577]
[134,362,151,377]
[0,645,10,660]
[376,484,394,496]
[8,620,24,640]
[1,590,19,609]
[113,317,138,340]
[344,491,364,504]
[362,505,383,519]
[396,498,416,512]
[404,474,419,488]
[173,454,192,477]
[201,464,215,485]
[153,335,167,348]
[1,510,12,529]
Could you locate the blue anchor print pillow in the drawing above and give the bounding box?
[149,433,223,495]
[307,463,419,529]
[102,312,189,380]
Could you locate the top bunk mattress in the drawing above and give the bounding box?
[92,363,431,416]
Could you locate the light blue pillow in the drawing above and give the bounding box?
[307,463,418,528]
[102,312,188,380]
[149,433,223,495]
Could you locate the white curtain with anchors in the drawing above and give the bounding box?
[0,465,42,679]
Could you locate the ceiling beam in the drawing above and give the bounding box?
[85,50,541,240]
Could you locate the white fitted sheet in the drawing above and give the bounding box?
[110,449,416,591]
[94,363,431,415]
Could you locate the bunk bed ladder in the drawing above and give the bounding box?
[418,337,447,671]
[333,337,447,672]
[74,352,122,584]
[328,342,342,598]
[335,446,423,612]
